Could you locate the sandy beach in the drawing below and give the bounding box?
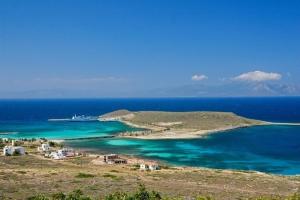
[118,123,265,139]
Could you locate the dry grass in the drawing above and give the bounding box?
[0,155,299,200]
[130,111,263,129]
[101,110,264,130]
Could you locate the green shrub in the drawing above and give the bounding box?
[103,173,117,179]
[75,173,95,178]
[28,190,91,200]
[105,184,161,200]
[27,194,49,200]
[48,141,63,148]
[66,189,92,200]
[24,186,300,200]
[52,192,66,200]
[196,197,213,200]
[286,193,300,200]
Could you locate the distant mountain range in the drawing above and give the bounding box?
[146,82,300,97]
[1,82,299,98]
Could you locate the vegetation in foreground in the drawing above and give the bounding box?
[27,185,300,200]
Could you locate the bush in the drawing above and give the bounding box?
[105,184,161,200]
[287,193,300,200]
[48,141,56,147]
[103,173,117,179]
[27,194,49,200]
[28,190,91,200]
[48,141,64,148]
[196,197,213,200]
[66,189,92,200]
[25,186,300,200]
[52,192,66,200]
[75,173,95,178]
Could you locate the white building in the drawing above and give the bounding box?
[49,148,75,160]
[140,162,160,171]
[50,152,65,160]
[38,143,51,152]
[140,163,148,171]
[3,146,25,156]
[58,148,75,157]
[149,164,160,171]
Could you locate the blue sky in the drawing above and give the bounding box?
[0,0,299,98]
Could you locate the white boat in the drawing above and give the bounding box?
[48,114,97,122]
[70,114,97,122]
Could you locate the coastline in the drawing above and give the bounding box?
[99,110,270,140]
[26,139,287,177]
[99,109,300,140]
[117,121,300,140]
[2,118,300,177]
[115,119,268,139]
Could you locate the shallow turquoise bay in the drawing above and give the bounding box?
[0,121,139,139]
[1,120,300,175]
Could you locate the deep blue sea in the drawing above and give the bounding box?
[0,98,300,175]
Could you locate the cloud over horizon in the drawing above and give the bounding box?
[233,71,282,82]
[191,74,208,81]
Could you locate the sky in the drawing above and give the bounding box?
[0,0,300,98]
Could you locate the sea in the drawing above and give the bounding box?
[0,97,300,175]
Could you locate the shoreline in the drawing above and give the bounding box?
[116,119,268,139]
[2,121,300,176]
[118,122,300,140]
[99,110,271,140]
[30,141,298,177]
[114,119,300,140]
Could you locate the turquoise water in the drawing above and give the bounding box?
[64,125,300,175]
[1,98,300,175]
[1,120,300,175]
[0,121,140,139]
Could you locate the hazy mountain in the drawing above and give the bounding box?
[145,82,300,97]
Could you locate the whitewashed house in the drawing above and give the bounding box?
[38,143,51,152]
[50,151,65,160]
[58,148,75,157]
[148,164,160,170]
[140,163,148,170]
[140,162,160,171]
[49,148,75,160]
[3,146,25,156]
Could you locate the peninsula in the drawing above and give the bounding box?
[99,110,267,139]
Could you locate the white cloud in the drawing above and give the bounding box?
[191,74,208,81]
[233,71,282,82]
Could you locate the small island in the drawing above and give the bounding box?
[99,110,267,139]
